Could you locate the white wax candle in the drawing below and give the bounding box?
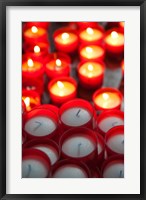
[98,116,124,133]
[33,145,58,165]
[107,134,124,154]
[62,135,95,157]
[61,107,91,126]
[97,142,103,155]
[103,162,124,178]
[24,116,57,137]
[52,164,88,178]
[22,159,48,178]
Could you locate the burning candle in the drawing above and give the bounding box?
[53,27,78,53]
[23,22,50,30]
[79,44,105,62]
[22,149,51,178]
[60,127,97,162]
[23,108,59,140]
[48,77,77,105]
[79,26,104,45]
[23,139,60,166]
[93,87,123,113]
[105,126,124,156]
[22,90,41,112]
[102,155,124,178]
[59,99,95,130]
[76,22,98,29]
[104,28,124,54]
[97,110,124,136]
[77,61,105,89]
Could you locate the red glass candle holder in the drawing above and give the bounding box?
[53,27,79,53]
[60,127,98,163]
[23,138,60,166]
[121,59,124,77]
[104,28,124,55]
[96,133,105,168]
[23,22,50,30]
[119,22,124,31]
[77,60,105,89]
[22,99,26,114]
[105,125,124,157]
[79,44,105,62]
[91,166,101,178]
[22,90,41,112]
[59,98,96,131]
[34,104,59,117]
[51,159,91,178]
[76,22,99,29]
[48,76,77,106]
[22,148,51,178]
[93,87,123,113]
[97,110,124,136]
[45,52,71,80]
[22,130,27,145]
[22,108,59,141]
[101,155,124,178]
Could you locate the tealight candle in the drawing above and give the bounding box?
[60,127,97,162]
[79,26,104,45]
[97,110,124,136]
[77,61,105,89]
[102,155,124,178]
[22,90,41,112]
[23,22,50,30]
[22,149,51,178]
[51,160,91,178]
[59,98,95,130]
[23,108,59,140]
[23,25,48,44]
[104,28,124,54]
[105,126,124,156]
[93,87,123,113]
[53,27,78,53]
[79,44,105,62]
[23,139,60,166]
[76,22,98,29]
[48,77,77,105]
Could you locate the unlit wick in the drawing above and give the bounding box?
[26,164,31,178]
[119,170,123,178]
[76,109,81,117]
[33,121,42,131]
[77,143,82,156]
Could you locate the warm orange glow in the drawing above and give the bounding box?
[86,47,93,53]
[102,93,109,100]
[57,81,64,89]
[24,97,30,107]
[34,45,40,53]
[87,64,94,71]
[86,27,94,35]
[111,31,119,39]
[56,59,62,67]
[27,59,34,68]
[61,32,70,40]
[31,26,38,33]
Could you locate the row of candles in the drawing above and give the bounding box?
[22,21,124,178]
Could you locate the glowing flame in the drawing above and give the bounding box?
[24,97,30,107]
[31,26,38,33]
[86,27,94,35]
[87,64,94,71]
[86,47,93,53]
[27,59,34,68]
[102,93,109,100]
[56,59,62,67]
[61,32,69,40]
[34,45,40,53]
[111,31,119,39]
[57,81,64,89]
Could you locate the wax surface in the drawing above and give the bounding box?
[46,60,66,71]
[105,32,124,46]
[22,61,42,72]
[103,163,124,178]
[62,135,95,157]
[79,62,103,78]
[80,28,102,41]
[22,159,48,178]
[24,27,46,38]
[61,107,91,126]
[55,32,78,45]
[52,164,87,178]
[99,116,124,133]
[107,134,124,154]
[25,116,56,136]
[80,45,104,59]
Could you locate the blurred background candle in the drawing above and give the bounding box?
[93,87,123,113]
[79,44,105,62]
[77,61,105,89]
[48,77,77,105]
[53,27,78,53]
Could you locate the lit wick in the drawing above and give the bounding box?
[26,164,31,178]
[33,121,42,131]
[77,143,82,156]
[111,121,118,127]
[76,109,81,117]
[55,59,62,70]
[119,170,124,178]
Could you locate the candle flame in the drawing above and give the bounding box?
[87,64,94,71]
[102,93,109,100]
[61,32,69,40]
[86,27,94,35]
[27,59,34,68]
[34,45,40,53]
[24,97,30,107]
[57,81,64,89]
[111,31,119,39]
[56,59,62,67]
[31,26,38,33]
[86,47,93,53]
